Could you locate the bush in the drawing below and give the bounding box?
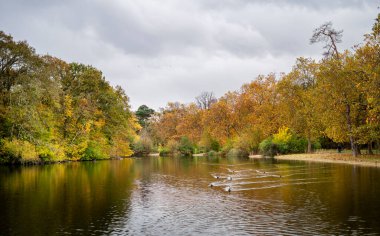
[199,133,220,152]
[207,150,219,156]
[226,148,249,157]
[220,139,234,156]
[1,139,39,164]
[37,143,66,162]
[259,138,278,157]
[158,146,170,156]
[133,137,153,156]
[178,136,194,156]
[167,139,180,154]
[158,140,179,156]
[81,141,109,160]
[210,139,220,152]
[259,127,307,156]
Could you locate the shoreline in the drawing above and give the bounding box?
[274,153,380,167]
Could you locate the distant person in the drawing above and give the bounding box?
[337,144,342,153]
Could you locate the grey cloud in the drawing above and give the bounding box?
[0,0,377,109]
[197,0,373,10]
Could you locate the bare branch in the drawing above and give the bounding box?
[195,91,217,110]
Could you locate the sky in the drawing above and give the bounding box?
[0,0,378,110]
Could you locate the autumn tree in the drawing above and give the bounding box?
[277,58,321,152]
[0,31,139,163]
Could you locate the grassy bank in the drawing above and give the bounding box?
[275,152,380,167]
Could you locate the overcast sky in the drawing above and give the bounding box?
[0,0,378,110]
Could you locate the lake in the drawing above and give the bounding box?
[1,156,380,235]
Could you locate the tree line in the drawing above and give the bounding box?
[0,31,140,164]
[140,14,380,157]
[1,14,379,163]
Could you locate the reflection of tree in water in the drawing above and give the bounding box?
[0,160,136,235]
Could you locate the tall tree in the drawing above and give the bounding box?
[278,58,321,152]
[310,22,343,58]
[135,105,155,128]
[195,91,217,110]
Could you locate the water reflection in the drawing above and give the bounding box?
[0,157,380,235]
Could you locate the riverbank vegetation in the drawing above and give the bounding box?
[141,14,380,158]
[0,31,140,164]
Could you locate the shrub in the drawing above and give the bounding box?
[226,148,249,157]
[178,136,194,156]
[220,139,234,156]
[2,139,39,164]
[207,150,219,156]
[167,139,179,154]
[259,138,278,157]
[37,143,66,162]
[210,139,220,152]
[199,133,220,152]
[81,141,109,160]
[259,127,307,156]
[133,137,153,156]
[158,146,170,156]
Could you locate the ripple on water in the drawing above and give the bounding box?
[93,160,379,235]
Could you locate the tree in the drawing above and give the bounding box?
[277,58,321,152]
[0,31,140,163]
[310,22,343,58]
[195,91,217,110]
[135,105,155,128]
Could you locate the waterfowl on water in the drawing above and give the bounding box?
[226,186,232,193]
[209,183,214,187]
[227,176,232,181]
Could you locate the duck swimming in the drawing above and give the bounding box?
[226,186,232,193]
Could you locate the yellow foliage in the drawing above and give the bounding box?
[273,127,292,144]
[84,121,92,133]
[65,140,89,160]
[110,134,134,157]
[3,139,39,161]
[37,143,66,161]
[94,119,106,128]
[64,95,73,118]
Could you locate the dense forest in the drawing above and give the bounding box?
[0,31,140,164]
[139,14,380,158]
[1,14,380,164]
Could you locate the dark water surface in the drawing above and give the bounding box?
[1,156,380,235]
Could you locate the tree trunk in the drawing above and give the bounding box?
[368,142,374,155]
[307,137,312,153]
[345,104,359,157]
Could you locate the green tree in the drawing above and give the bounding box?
[135,105,155,128]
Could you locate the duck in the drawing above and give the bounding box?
[227,176,232,181]
[227,168,235,173]
[226,186,232,193]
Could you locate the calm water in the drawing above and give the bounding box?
[1,156,380,235]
